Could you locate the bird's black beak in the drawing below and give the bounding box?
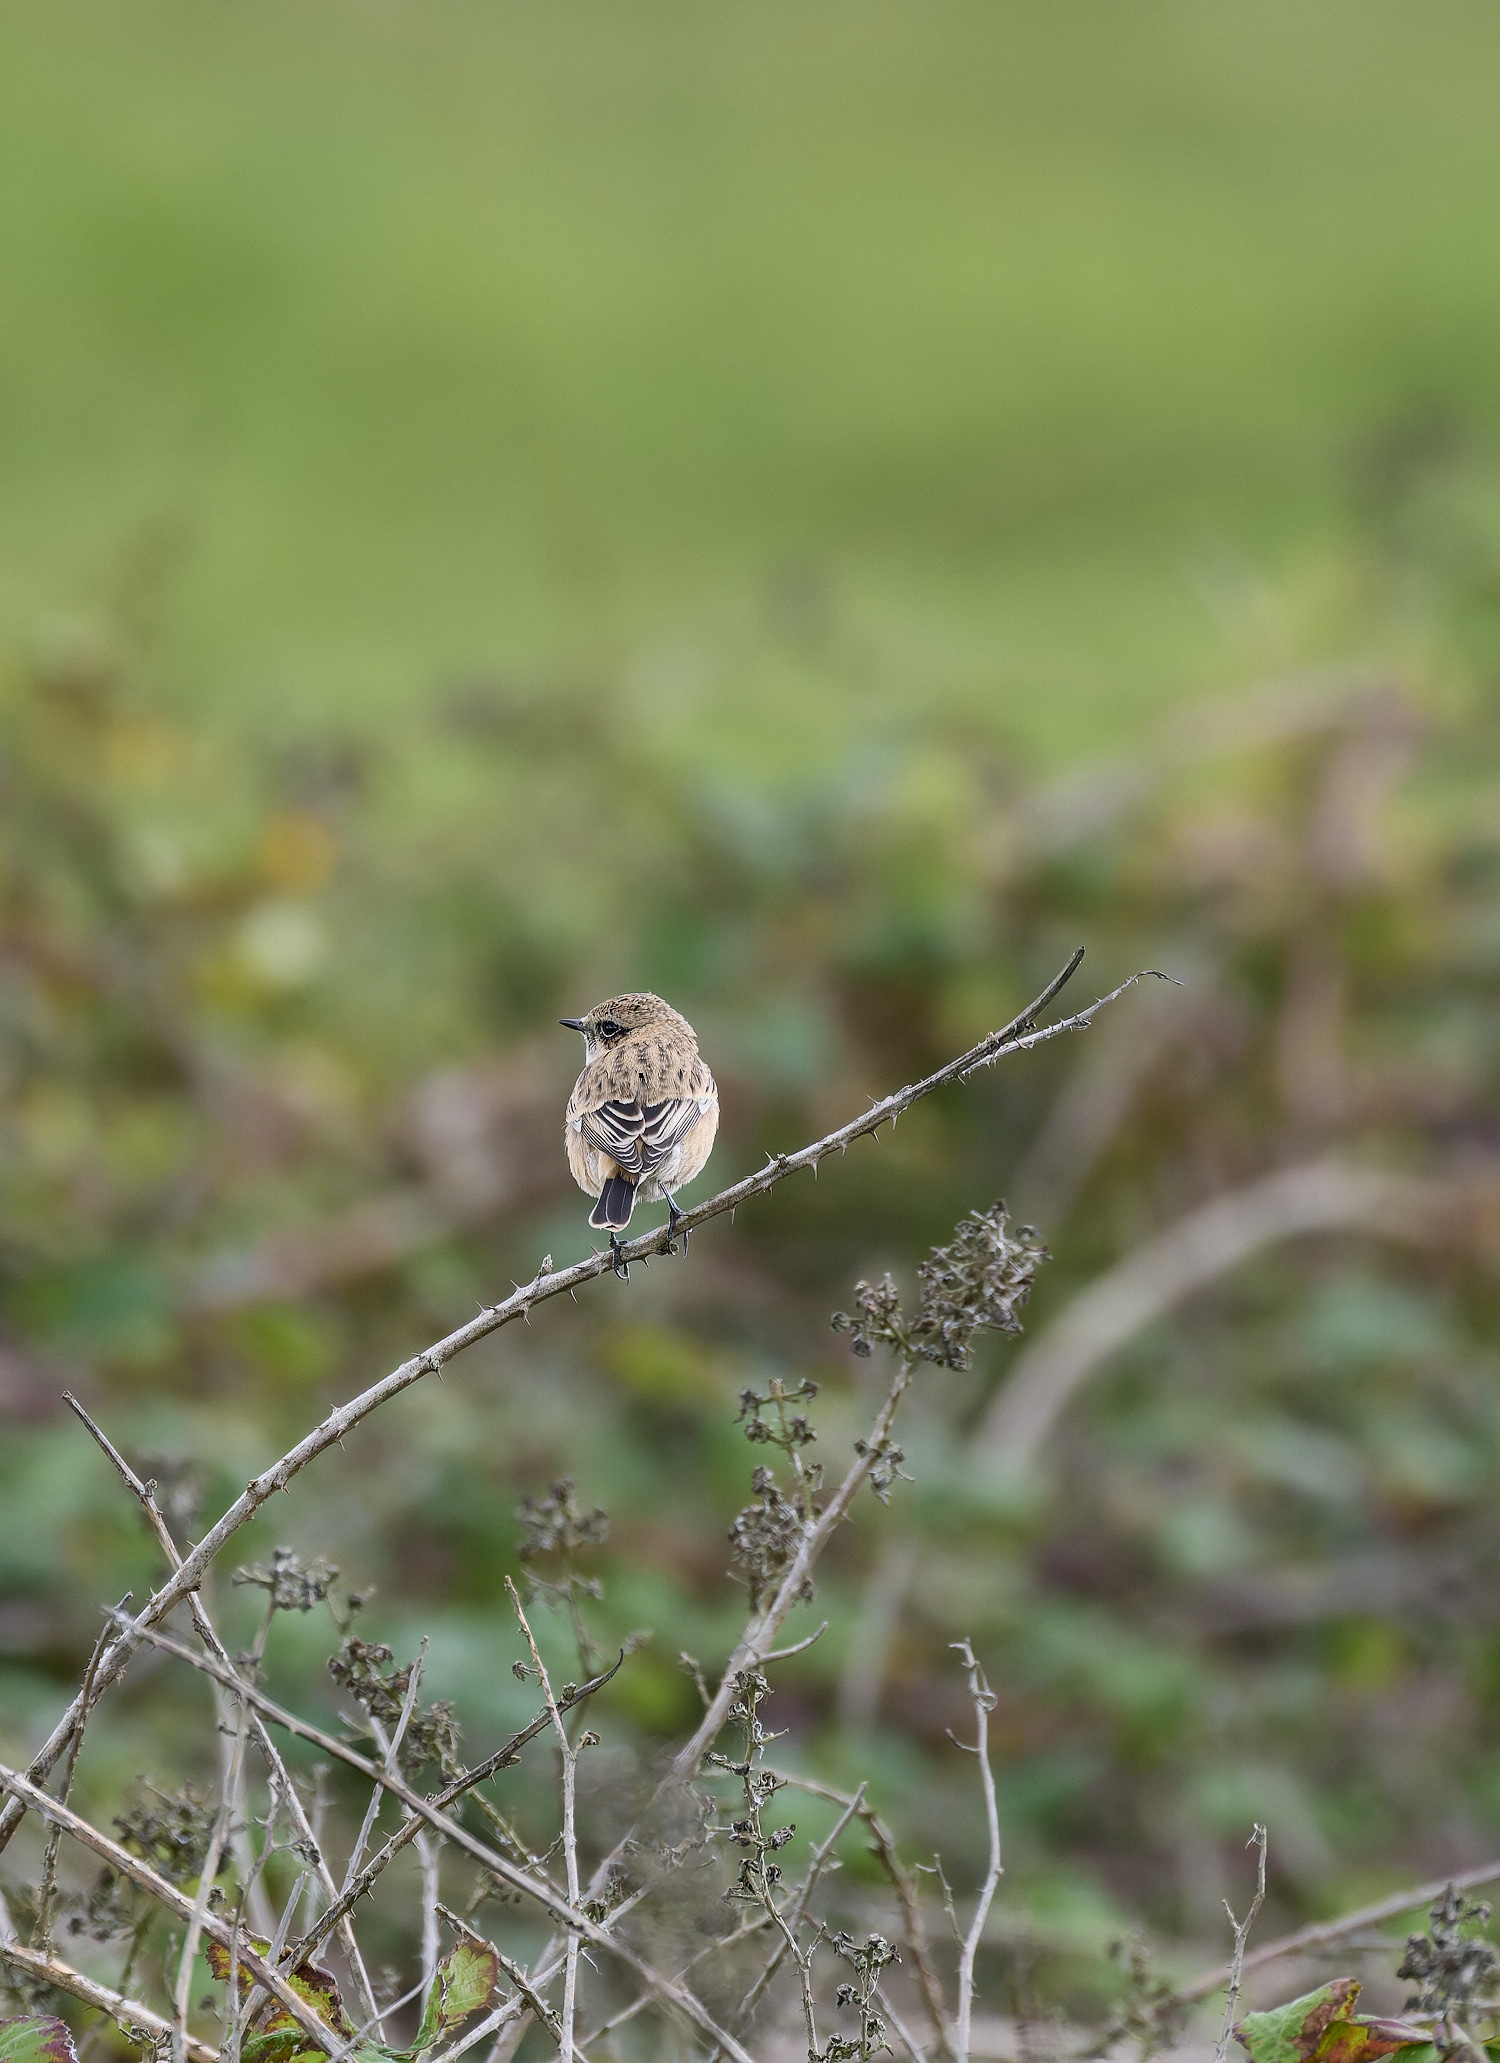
[559,1018,586,1033]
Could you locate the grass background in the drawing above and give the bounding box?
[5,0,1500,755]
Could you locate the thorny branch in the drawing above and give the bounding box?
[0,948,1159,1864]
[0,1761,347,2059]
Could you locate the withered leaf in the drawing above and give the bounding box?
[1236,1980,1430,2063]
[0,2019,81,2063]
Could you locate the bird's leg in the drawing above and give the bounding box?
[665,1192,688,1253]
[608,1232,630,1282]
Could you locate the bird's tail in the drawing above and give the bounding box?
[590,1175,637,1231]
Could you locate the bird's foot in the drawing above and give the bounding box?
[667,1199,689,1253]
[608,1233,631,1282]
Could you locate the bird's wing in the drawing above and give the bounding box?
[578,1099,648,1173]
[639,1096,712,1171]
[579,1096,710,1178]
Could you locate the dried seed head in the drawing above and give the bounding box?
[912,1201,1049,1366]
[832,1202,1049,1369]
[516,1476,609,1560]
[112,1783,222,1888]
[233,1545,339,1613]
[1398,1887,1500,2019]
[728,1477,813,1610]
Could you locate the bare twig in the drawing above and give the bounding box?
[761,1621,829,1664]
[507,1578,581,2063]
[950,1641,1002,2063]
[2,950,1154,1861]
[31,1602,120,1955]
[0,1936,219,2063]
[1213,1826,1268,2063]
[174,1675,250,2063]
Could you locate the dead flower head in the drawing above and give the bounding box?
[832,1200,1049,1369]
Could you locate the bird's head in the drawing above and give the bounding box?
[559,992,693,1064]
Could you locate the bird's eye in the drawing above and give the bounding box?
[597,1020,622,1040]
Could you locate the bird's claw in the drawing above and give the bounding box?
[609,1233,630,1282]
[667,1200,689,1253]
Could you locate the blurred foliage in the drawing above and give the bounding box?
[5,0,1500,757]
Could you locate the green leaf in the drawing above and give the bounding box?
[410,1940,502,2053]
[1235,1981,1430,2063]
[0,2019,81,2063]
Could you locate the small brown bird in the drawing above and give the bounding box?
[560,992,719,1270]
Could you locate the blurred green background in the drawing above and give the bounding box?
[7,0,1500,2037]
[7,0,1500,752]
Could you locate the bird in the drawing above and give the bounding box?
[560,992,719,1275]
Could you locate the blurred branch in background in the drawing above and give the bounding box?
[976,1161,1461,1472]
